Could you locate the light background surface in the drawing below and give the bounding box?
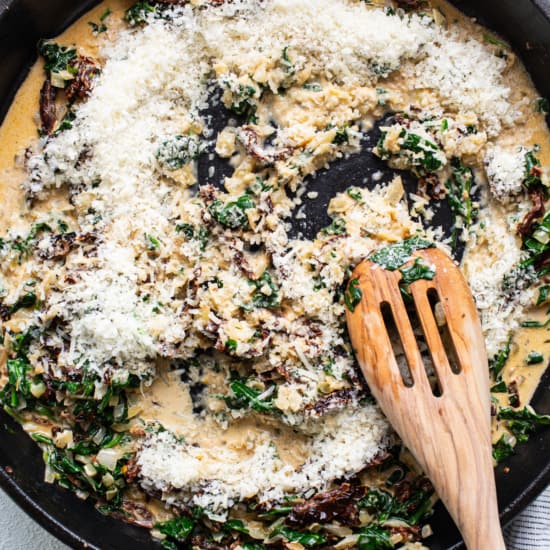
[0,485,549,549]
[0,488,69,550]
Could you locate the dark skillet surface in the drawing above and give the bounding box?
[0,1,549,548]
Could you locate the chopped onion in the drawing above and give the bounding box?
[30,381,46,399]
[105,488,118,501]
[359,509,374,525]
[97,448,123,471]
[92,426,106,445]
[264,517,285,544]
[127,402,143,419]
[390,532,405,545]
[50,74,66,88]
[533,227,550,244]
[382,519,411,528]
[332,535,360,549]
[245,520,269,540]
[113,401,126,421]
[44,463,55,484]
[15,396,27,411]
[22,422,39,432]
[54,429,74,450]
[422,524,434,538]
[94,381,108,400]
[101,473,115,488]
[211,532,225,543]
[112,423,129,432]
[50,70,74,89]
[151,529,166,541]
[83,463,97,477]
[257,385,275,401]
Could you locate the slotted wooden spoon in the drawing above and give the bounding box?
[346,247,505,549]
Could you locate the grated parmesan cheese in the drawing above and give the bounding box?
[463,210,536,356]
[203,0,435,87]
[138,401,390,514]
[2,0,545,524]
[484,145,526,202]
[410,29,516,137]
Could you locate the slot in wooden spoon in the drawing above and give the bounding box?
[346,248,505,550]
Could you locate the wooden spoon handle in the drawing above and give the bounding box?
[346,250,506,550]
[411,277,507,550]
[460,489,506,550]
[429,428,505,550]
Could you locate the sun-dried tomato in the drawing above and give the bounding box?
[39,79,57,135]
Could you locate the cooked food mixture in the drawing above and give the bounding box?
[1,1,550,548]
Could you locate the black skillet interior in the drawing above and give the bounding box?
[0,1,549,549]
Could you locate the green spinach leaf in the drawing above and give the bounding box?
[249,271,280,309]
[38,41,77,75]
[445,158,477,247]
[270,526,326,547]
[155,516,195,543]
[156,135,203,170]
[357,525,393,550]
[370,237,434,271]
[321,217,346,236]
[209,194,255,229]
[9,292,37,315]
[124,2,156,25]
[225,380,276,413]
[492,434,515,462]
[344,278,362,312]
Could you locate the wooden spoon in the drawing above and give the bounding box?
[345,247,505,550]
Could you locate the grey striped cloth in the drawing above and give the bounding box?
[504,485,550,549]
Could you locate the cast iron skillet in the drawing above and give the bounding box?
[0,1,549,548]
